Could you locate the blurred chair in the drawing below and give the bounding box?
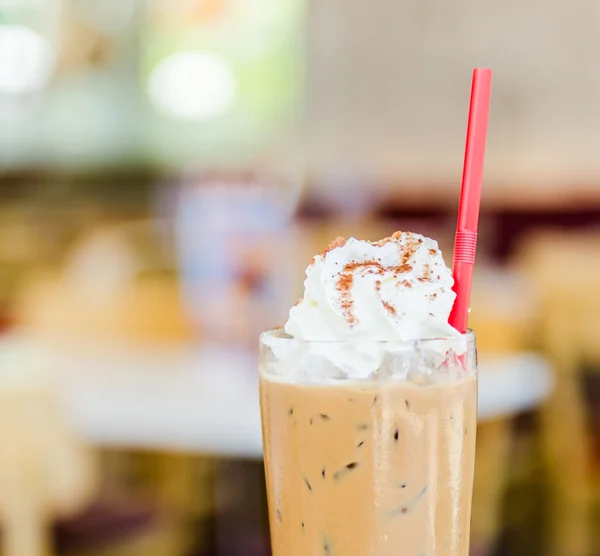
[9,220,215,554]
[57,451,217,556]
[15,221,195,347]
[0,384,96,556]
[54,500,188,556]
[515,230,598,556]
[467,269,536,556]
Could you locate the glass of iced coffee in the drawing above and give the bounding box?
[259,232,478,556]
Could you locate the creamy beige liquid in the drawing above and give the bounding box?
[260,375,477,556]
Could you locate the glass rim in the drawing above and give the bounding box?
[260,327,476,346]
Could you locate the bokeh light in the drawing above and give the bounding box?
[0,24,54,95]
[148,51,236,120]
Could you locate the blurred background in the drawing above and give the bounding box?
[0,0,599,555]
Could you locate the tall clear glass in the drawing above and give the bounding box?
[259,329,477,556]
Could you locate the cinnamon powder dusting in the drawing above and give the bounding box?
[336,272,356,325]
[326,236,347,252]
[310,236,348,266]
[345,261,412,275]
[372,231,403,247]
[401,235,420,264]
[321,232,427,327]
[382,300,397,316]
[418,263,433,283]
[376,278,397,317]
[344,261,384,275]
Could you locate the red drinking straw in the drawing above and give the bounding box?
[448,68,492,334]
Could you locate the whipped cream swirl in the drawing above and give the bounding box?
[285,232,459,342]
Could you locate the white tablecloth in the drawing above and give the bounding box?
[0,334,554,459]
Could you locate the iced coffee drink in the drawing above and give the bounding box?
[259,232,477,556]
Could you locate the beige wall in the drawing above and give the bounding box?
[304,0,600,189]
